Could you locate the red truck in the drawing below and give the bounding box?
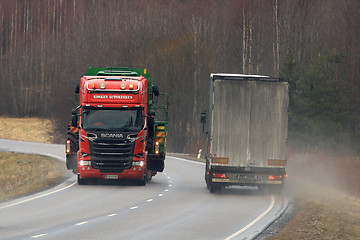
[66,67,168,185]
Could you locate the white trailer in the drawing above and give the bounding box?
[201,73,289,193]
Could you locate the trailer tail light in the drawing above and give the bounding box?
[212,157,229,164]
[269,175,282,180]
[154,141,160,155]
[213,173,227,179]
[66,140,71,153]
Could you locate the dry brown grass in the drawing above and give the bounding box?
[0,152,68,201]
[0,117,68,201]
[0,116,55,143]
[271,195,360,240]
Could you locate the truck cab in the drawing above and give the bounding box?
[66,67,168,185]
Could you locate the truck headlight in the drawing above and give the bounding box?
[80,160,91,166]
[132,161,144,167]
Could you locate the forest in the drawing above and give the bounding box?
[0,0,359,154]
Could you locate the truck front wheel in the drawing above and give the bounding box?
[77,175,88,185]
[137,175,146,186]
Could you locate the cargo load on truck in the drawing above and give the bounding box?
[201,73,289,193]
[65,67,168,185]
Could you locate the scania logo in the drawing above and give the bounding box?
[101,133,124,138]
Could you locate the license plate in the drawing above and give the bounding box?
[237,174,256,180]
[105,175,118,179]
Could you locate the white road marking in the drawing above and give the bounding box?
[0,181,77,210]
[164,189,169,192]
[75,221,88,226]
[108,214,117,217]
[224,195,275,240]
[130,206,138,210]
[146,199,153,202]
[31,234,47,238]
[158,194,163,197]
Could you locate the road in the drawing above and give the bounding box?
[0,139,288,240]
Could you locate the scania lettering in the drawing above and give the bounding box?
[66,67,168,185]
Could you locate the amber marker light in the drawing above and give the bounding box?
[66,140,71,153]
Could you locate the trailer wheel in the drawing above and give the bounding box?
[67,133,79,152]
[209,184,221,193]
[66,154,77,170]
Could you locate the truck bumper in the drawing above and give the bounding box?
[78,166,146,180]
[208,166,286,186]
[77,154,147,180]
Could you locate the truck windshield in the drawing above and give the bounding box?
[82,109,142,131]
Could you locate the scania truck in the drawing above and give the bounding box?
[66,67,168,185]
[201,73,289,193]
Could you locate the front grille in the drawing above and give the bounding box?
[89,137,135,172]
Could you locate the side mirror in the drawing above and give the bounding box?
[71,109,78,127]
[201,112,207,124]
[149,110,156,117]
[201,111,208,134]
[152,85,159,97]
[75,83,80,94]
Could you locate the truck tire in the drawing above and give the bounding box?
[146,170,153,181]
[209,183,222,193]
[77,175,88,185]
[137,175,146,186]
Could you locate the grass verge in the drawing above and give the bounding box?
[0,152,68,201]
[269,151,360,239]
[271,195,360,239]
[0,116,69,202]
[0,116,56,143]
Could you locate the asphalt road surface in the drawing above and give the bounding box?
[0,139,288,240]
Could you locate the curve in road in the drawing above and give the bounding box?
[0,139,288,240]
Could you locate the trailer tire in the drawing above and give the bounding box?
[209,184,221,193]
[66,154,77,170]
[67,133,79,152]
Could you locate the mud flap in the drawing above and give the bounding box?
[148,159,164,172]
